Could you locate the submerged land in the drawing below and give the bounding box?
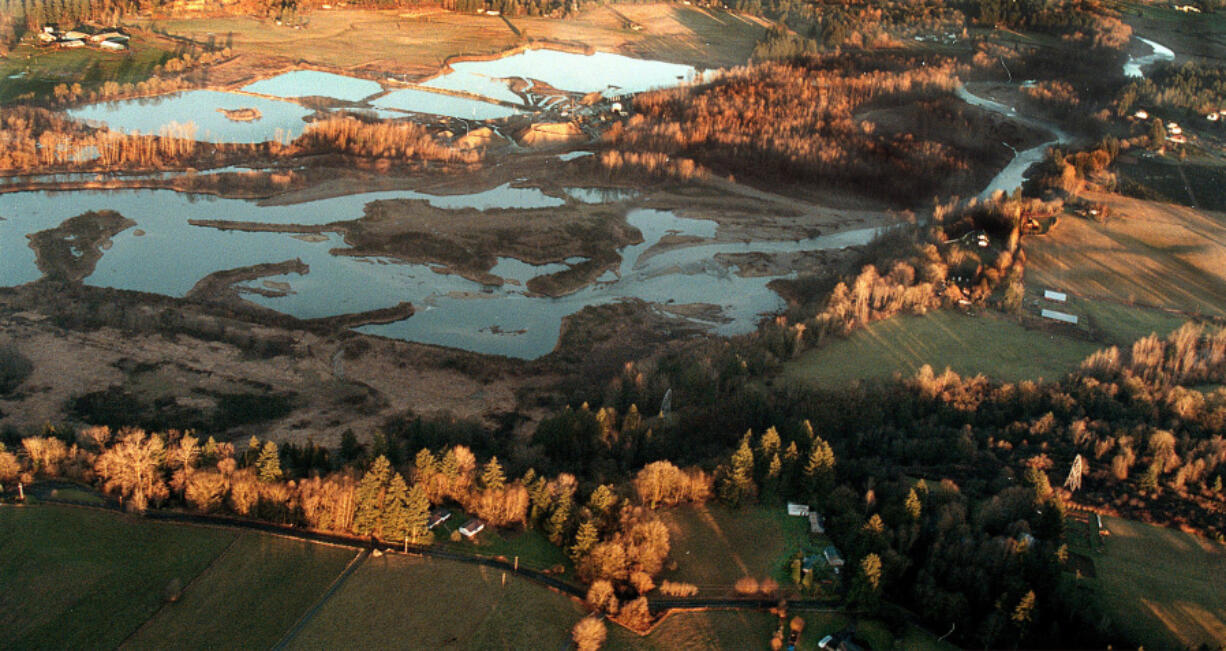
[2,0,1226,649]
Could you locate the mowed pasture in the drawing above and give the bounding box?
[0,505,355,649]
[138,3,766,80]
[1025,191,1226,317]
[783,310,1103,387]
[124,533,357,650]
[607,608,953,650]
[656,504,811,591]
[607,609,779,650]
[0,505,237,649]
[1093,516,1226,650]
[288,552,587,650]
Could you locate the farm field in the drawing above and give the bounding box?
[0,505,237,649]
[124,532,356,650]
[607,609,780,650]
[1025,191,1226,317]
[607,609,953,650]
[1117,156,1226,213]
[1091,516,1226,650]
[287,552,587,650]
[656,504,812,592]
[1073,296,1188,347]
[0,32,178,104]
[783,310,1102,387]
[135,3,766,81]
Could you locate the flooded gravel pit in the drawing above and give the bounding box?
[241,70,385,102]
[67,90,315,143]
[0,187,880,359]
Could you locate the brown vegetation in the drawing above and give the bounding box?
[600,52,978,204]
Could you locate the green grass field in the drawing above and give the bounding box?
[432,518,569,572]
[784,310,1102,387]
[608,609,953,650]
[1090,516,1226,650]
[656,504,813,592]
[0,505,237,649]
[124,533,356,649]
[288,552,587,650]
[608,609,780,650]
[44,486,107,504]
[1075,297,1187,347]
[0,33,177,104]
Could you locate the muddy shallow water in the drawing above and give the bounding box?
[0,185,880,358]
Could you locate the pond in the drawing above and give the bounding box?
[370,88,523,120]
[67,90,315,143]
[240,70,385,102]
[423,49,699,101]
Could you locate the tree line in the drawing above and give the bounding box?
[0,106,480,173]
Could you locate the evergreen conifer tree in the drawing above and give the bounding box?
[256,440,283,483]
[571,520,599,562]
[547,493,573,545]
[405,483,431,543]
[904,488,922,521]
[803,436,836,498]
[382,472,411,541]
[480,456,506,492]
[354,455,393,537]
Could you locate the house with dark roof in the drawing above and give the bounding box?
[428,508,451,530]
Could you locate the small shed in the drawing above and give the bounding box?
[1043,290,1067,303]
[1041,308,1079,324]
[459,518,485,538]
[801,553,821,578]
[787,502,810,517]
[428,508,451,530]
[823,545,844,569]
[100,39,127,51]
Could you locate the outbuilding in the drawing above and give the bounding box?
[823,545,844,569]
[459,518,485,538]
[428,508,451,530]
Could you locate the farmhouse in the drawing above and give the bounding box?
[787,502,810,517]
[823,545,844,569]
[459,518,485,539]
[809,511,826,534]
[801,553,821,579]
[427,508,451,530]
